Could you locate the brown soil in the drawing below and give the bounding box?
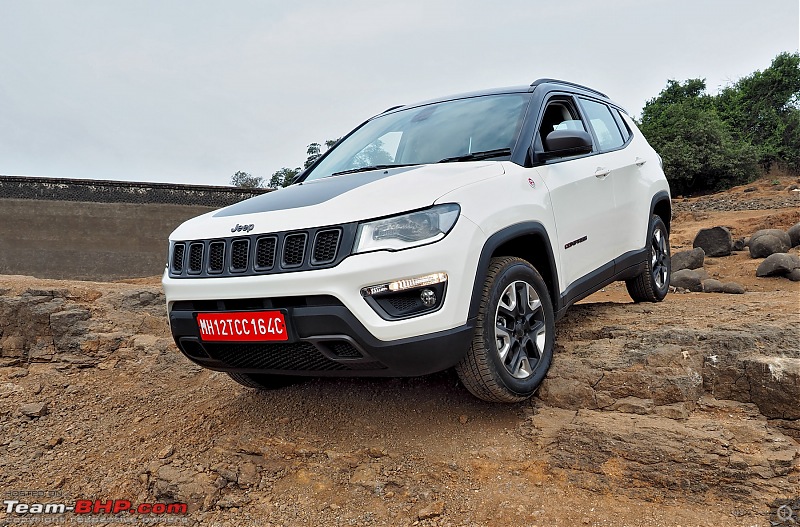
[1,174,798,527]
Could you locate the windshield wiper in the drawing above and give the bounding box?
[437,148,512,163]
[331,163,420,177]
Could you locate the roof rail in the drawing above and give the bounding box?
[381,105,404,114]
[530,78,608,98]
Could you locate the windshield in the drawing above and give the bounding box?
[303,93,530,181]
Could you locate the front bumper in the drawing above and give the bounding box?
[163,215,485,376]
[169,301,475,377]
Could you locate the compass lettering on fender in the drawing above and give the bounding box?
[565,235,587,250]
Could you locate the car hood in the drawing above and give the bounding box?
[170,162,505,240]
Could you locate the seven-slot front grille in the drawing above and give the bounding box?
[169,224,355,278]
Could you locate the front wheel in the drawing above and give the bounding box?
[626,214,670,302]
[456,257,555,403]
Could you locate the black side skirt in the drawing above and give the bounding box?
[555,247,648,319]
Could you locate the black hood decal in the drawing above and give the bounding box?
[213,167,420,218]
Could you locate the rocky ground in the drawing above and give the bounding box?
[1,175,799,527]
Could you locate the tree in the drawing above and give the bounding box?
[637,54,800,194]
[304,143,322,169]
[715,52,800,171]
[266,139,341,189]
[230,171,264,189]
[268,167,300,188]
[639,79,758,195]
[302,139,341,169]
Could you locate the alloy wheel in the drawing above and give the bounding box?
[494,280,547,379]
[651,227,669,290]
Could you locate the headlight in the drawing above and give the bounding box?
[354,204,460,253]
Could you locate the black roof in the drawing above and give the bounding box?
[380,78,614,116]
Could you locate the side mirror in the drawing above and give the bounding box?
[543,129,593,158]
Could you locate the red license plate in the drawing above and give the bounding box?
[196,311,289,342]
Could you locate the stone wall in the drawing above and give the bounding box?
[0,175,267,206]
[0,176,270,281]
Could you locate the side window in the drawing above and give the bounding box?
[538,99,586,148]
[613,109,632,142]
[580,98,625,151]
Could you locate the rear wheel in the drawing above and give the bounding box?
[626,214,670,303]
[456,256,555,403]
[226,372,301,390]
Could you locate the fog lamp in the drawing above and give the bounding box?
[420,288,436,307]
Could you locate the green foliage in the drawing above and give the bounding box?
[230,171,264,189]
[302,139,341,169]
[715,52,800,171]
[267,167,300,188]
[639,79,758,195]
[304,143,322,169]
[646,78,709,109]
[267,139,341,188]
[640,53,800,194]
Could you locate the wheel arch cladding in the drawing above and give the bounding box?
[468,223,560,320]
[651,191,672,232]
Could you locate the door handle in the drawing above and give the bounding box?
[635,157,647,167]
[594,167,611,178]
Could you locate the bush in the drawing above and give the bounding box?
[715,52,800,171]
[639,80,758,195]
[639,54,799,194]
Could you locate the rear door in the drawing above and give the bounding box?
[577,98,644,258]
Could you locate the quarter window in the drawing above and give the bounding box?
[613,109,632,142]
[580,99,625,151]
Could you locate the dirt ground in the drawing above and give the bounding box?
[1,174,798,527]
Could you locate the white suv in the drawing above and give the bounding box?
[162,79,671,402]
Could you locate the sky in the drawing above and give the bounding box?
[0,1,798,187]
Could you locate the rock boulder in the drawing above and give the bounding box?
[721,282,746,294]
[701,279,723,293]
[672,248,705,271]
[670,269,703,292]
[693,226,732,257]
[756,253,800,277]
[749,229,791,258]
[788,222,800,247]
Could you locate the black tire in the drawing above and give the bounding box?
[226,372,302,390]
[626,214,670,303]
[455,256,555,403]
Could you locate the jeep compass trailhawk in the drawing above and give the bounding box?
[163,79,672,402]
